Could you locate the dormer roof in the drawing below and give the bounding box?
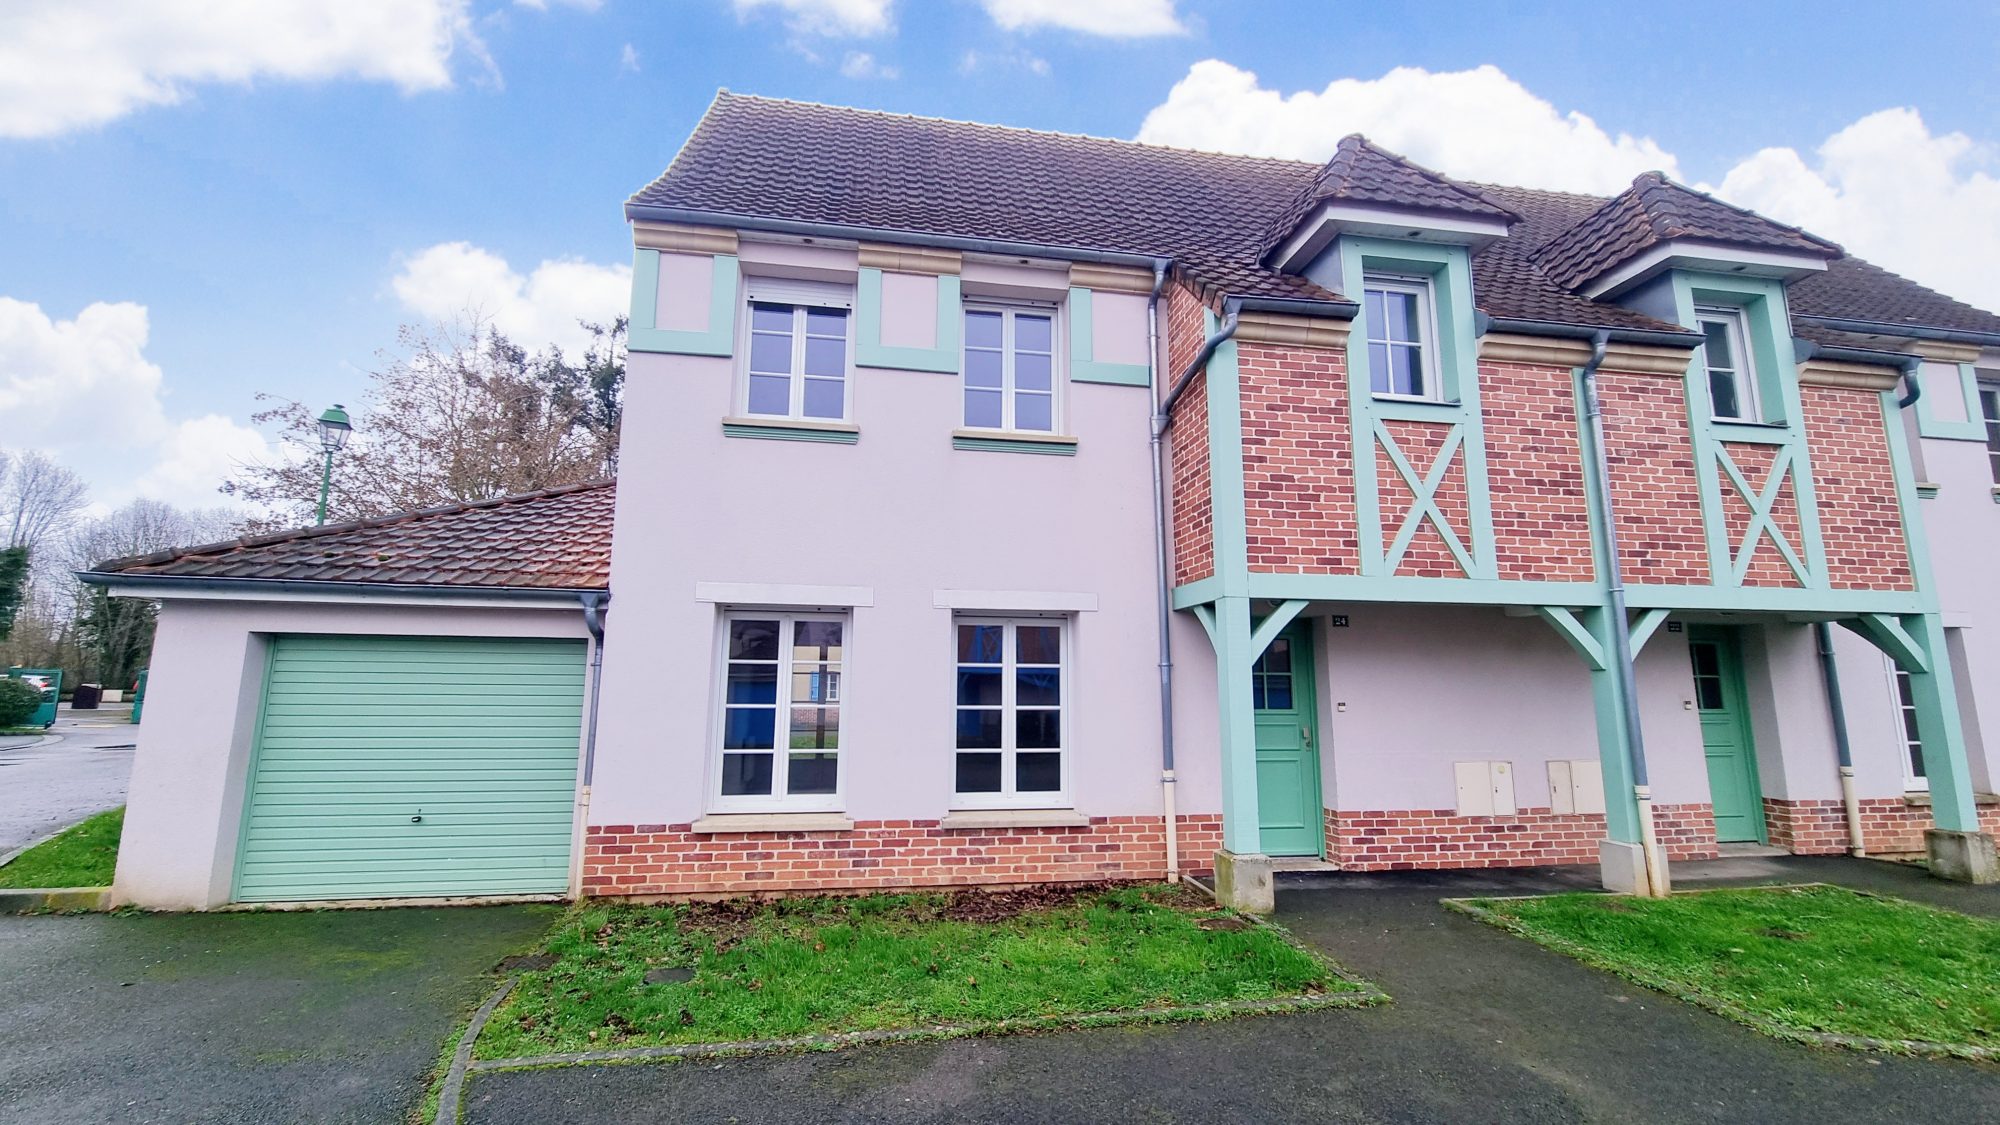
[1258,134,1520,261]
[1535,172,1841,294]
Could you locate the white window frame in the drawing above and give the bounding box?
[960,300,1063,434]
[1695,304,1761,422]
[1979,382,2000,485]
[1884,655,1928,791]
[1362,272,1443,401]
[710,610,848,813]
[951,615,1070,810]
[739,278,855,423]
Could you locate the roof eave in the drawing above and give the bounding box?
[1577,239,1833,300]
[78,571,606,605]
[1791,314,2000,350]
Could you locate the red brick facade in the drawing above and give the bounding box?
[1482,359,1596,582]
[1763,797,2000,856]
[1376,418,1472,578]
[1239,340,1358,574]
[1716,441,1806,587]
[582,815,1224,898]
[1324,803,1719,871]
[1599,368,1710,584]
[1167,284,1215,586]
[1802,385,1916,590]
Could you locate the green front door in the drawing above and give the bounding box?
[1687,628,1765,844]
[1253,622,1322,857]
[235,635,587,902]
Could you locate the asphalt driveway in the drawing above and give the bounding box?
[462,857,2000,1124]
[0,905,556,1125]
[0,706,138,854]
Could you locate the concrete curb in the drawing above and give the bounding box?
[435,976,517,1125]
[465,988,1385,1075]
[0,887,112,913]
[1443,885,2000,1063]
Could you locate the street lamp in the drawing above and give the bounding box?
[314,404,353,526]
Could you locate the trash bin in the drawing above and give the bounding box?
[131,669,147,724]
[6,669,60,728]
[72,683,102,710]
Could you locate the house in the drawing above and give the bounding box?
[86,94,2000,912]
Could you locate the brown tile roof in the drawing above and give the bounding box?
[1535,172,1840,290]
[631,93,1999,341]
[87,480,614,591]
[1258,134,1518,256]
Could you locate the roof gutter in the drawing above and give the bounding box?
[78,571,605,605]
[1793,314,2000,350]
[1480,314,1701,348]
[624,203,1167,269]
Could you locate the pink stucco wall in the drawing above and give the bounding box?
[589,349,1193,828]
[1313,605,1712,812]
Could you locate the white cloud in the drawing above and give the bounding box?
[391,242,631,358]
[958,48,1050,77]
[0,0,487,140]
[839,51,899,80]
[0,298,270,508]
[619,43,641,73]
[731,0,893,37]
[1712,108,2000,312]
[980,0,1185,37]
[1135,61,1680,194]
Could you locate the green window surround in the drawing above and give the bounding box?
[1337,237,1496,581]
[628,248,738,356]
[1911,361,1986,441]
[1667,271,1828,590]
[855,268,962,373]
[1067,287,1152,387]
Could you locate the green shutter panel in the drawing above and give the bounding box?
[235,635,586,903]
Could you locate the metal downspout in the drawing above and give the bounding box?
[571,591,609,898]
[1152,297,1241,882]
[1142,261,1182,881]
[1578,330,1669,896]
[1814,622,1866,854]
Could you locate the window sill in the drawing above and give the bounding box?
[939,809,1089,830]
[951,429,1078,456]
[1990,485,2000,506]
[722,417,859,444]
[1902,791,2000,808]
[1916,481,1941,498]
[1370,392,1459,407]
[690,812,855,834]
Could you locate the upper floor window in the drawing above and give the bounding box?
[1696,305,1760,422]
[1363,273,1440,399]
[716,612,845,811]
[963,304,1057,432]
[743,279,852,422]
[1980,384,2000,484]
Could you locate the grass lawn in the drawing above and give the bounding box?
[1459,884,2000,1053]
[478,883,1363,1058]
[0,807,123,888]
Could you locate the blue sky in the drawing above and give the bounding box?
[2,0,1996,510]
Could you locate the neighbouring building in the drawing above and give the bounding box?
[88,94,2000,911]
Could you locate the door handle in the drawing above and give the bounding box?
[1301,725,1313,747]
[411,813,423,824]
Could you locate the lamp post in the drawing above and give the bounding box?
[314,404,353,526]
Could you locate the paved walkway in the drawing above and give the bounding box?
[464,857,2000,1124]
[0,905,558,1125]
[0,707,137,854]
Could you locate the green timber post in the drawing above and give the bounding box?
[1209,597,1265,856]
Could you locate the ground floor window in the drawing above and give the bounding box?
[954,617,1066,808]
[1888,659,1927,790]
[715,612,845,810]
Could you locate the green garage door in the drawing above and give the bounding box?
[235,635,587,903]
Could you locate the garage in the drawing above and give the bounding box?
[234,634,588,903]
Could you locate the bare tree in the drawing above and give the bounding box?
[222,315,623,529]
[63,499,241,687]
[0,449,89,550]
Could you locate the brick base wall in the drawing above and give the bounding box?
[582,814,1223,898]
[1324,804,1719,871]
[1764,797,2000,856]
